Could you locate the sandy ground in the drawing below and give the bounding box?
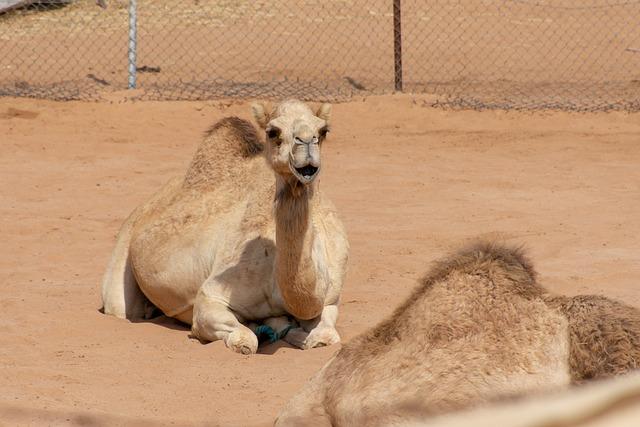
[1,94,639,426]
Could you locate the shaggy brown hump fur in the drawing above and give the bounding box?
[359,240,543,347]
[184,117,264,188]
[545,294,640,382]
[203,116,263,158]
[412,240,540,307]
[426,240,538,290]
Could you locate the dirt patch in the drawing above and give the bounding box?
[0,107,39,119]
[0,95,639,425]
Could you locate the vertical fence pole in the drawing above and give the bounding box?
[127,0,137,89]
[393,0,403,92]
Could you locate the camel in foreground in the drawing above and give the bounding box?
[276,242,572,426]
[276,242,640,426]
[101,100,349,354]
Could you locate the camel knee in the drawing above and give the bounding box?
[192,316,258,355]
[226,329,258,355]
[192,297,259,354]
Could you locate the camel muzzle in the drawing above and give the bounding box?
[289,138,320,184]
[291,163,320,184]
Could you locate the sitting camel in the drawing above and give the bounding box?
[101,100,349,354]
[276,242,640,426]
[276,242,571,426]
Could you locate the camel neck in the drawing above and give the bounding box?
[273,177,324,320]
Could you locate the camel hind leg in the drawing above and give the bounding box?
[101,211,154,320]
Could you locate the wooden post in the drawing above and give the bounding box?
[393,0,403,92]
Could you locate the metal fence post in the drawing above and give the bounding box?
[128,0,137,89]
[393,0,403,92]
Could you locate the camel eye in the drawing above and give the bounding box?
[266,127,281,144]
[318,126,329,139]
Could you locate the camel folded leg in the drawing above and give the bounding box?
[101,211,153,319]
[284,304,340,350]
[191,292,259,355]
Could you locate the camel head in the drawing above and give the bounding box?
[252,100,331,185]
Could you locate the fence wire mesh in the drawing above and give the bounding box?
[1,0,640,110]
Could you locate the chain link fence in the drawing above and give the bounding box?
[1,0,640,110]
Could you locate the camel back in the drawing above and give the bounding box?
[184,117,264,188]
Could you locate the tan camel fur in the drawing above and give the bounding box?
[277,242,640,426]
[101,100,349,354]
[545,295,640,383]
[276,242,572,426]
[408,371,640,427]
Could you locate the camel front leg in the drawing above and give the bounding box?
[191,292,258,355]
[284,304,340,350]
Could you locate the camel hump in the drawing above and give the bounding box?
[424,240,541,298]
[184,117,264,188]
[203,116,263,158]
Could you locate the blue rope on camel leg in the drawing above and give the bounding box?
[254,324,294,344]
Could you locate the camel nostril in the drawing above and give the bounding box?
[294,135,317,145]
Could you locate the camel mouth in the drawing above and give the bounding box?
[293,165,319,183]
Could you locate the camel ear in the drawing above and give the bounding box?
[316,103,332,123]
[251,101,272,129]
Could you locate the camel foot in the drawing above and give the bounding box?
[304,327,340,349]
[225,329,258,355]
[285,327,340,350]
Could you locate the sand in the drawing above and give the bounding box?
[1,94,639,426]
